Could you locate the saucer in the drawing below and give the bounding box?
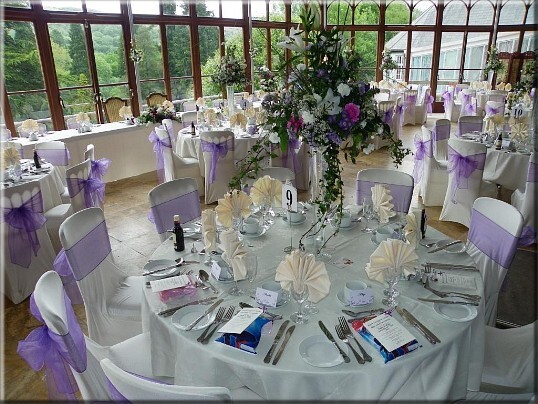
[171,305,216,330]
[330,221,357,231]
[282,215,306,225]
[336,289,374,307]
[240,227,267,238]
[433,298,477,322]
[143,259,179,278]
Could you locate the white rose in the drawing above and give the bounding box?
[337,83,350,97]
[363,143,375,155]
[268,132,280,144]
[300,110,315,124]
[297,63,307,71]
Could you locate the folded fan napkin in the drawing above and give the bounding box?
[201,209,217,252]
[256,110,267,125]
[497,82,505,91]
[245,107,256,119]
[216,316,270,354]
[403,212,419,249]
[230,112,247,129]
[76,112,90,123]
[365,238,418,283]
[3,145,21,167]
[510,123,528,142]
[118,106,132,119]
[220,229,248,281]
[215,190,252,228]
[204,108,218,126]
[371,184,395,224]
[21,119,39,133]
[275,250,330,303]
[250,175,282,207]
[505,83,512,92]
[196,97,206,107]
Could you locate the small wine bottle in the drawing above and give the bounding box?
[33,149,41,169]
[173,215,185,252]
[420,208,427,239]
[190,122,196,137]
[495,133,503,150]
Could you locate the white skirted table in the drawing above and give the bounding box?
[482,149,531,191]
[141,211,485,401]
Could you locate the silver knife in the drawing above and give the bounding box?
[184,298,223,331]
[396,307,438,344]
[264,320,290,363]
[427,240,462,253]
[143,258,184,276]
[272,325,295,365]
[418,297,479,306]
[423,263,476,270]
[318,321,350,363]
[342,308,385,318]
[158,297,218,316]
[402,308,441,344]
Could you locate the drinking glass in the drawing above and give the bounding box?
[382,268,402,309]
[244,254,258,294]
[304,300,319,315]
[290,284,309,324]
[361,198,374,233]
[260,196,274,226]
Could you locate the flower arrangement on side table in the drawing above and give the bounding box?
[379,48,399,79]
[483,45,504,81]
[137,100,177,124]
[211,43,249,90]
[229,4,410,252]
[258,66,279,93]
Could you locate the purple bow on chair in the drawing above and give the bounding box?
[66,176,105,208]
[425,95,434,113]
[461,93,471,107]
[382,107,395,126]
[485,104,503,117]
[405,95,417,106]
[89,158,111,181]
[447,146,486,202]
[148,129,172,184]
[201,137,234,184]
[282,136,302,176]
[413,135,432,184]
[442,91,453,111]
[53,250,83,305]
[464,101,477,116]
[394,105,404,129]
[17,292,86,401]
[2,191,46,268]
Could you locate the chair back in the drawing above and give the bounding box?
[418,126,449,206]
[402,90,418,125]
[161,118,179,150]
[1,127,12,140]
[146,92,167,107]
[66,159,105,212]
[514,152,537,245]
[84,144,95,161]
[467,197,523,325]
[35,141,70,166]
[355,168,414,213]
[200,130,235,204]
[374,92,390,102]
[66,117,80,129]
[432,118,450,161]
[148,178,202,242]
[487,93,507,105]
[439,138,487,227]
[153,127,175,183]
[181,111,198,128]
[457,115,483,137]
[103,97,127,123]
[182,100,196,112]
[100,358,232,402]
[212,98,224,108]
[269,135,303,186]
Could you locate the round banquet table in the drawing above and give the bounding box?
[141,208,485,401]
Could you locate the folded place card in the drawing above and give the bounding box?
[255,287,279,308]
[215,316,271,354]
[433,273,477,290]
[150,275,191,292]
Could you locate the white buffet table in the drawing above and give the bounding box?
[141,212,485,401]
[10,122,158,183]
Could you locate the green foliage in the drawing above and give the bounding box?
[68,24,89,78]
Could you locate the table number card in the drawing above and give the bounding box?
[211,261,223,281]
[282,183,298,212]
[348,288,374,306]
[255,287,279,308]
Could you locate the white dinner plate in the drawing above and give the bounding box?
[299,335,349,367]
[143,259,179,278]
[282,215,306,225]
[240,227,268,238]
[434,239,467,254]
[171,305,216,331]
[336,289,374,307]
[433,299,478,322]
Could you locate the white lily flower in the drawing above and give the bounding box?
[278,26,306,53]
[314,89,342,116]
[337,83,350,97]
[363,143,375,155]
[300,110,315,124]
[297,63,307,71]
[268,131,280,144]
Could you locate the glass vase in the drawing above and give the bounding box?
[226,85,235,116]
[309,146,325,203]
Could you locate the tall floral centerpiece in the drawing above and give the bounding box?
[211,44,248,115]
[483,45,504,83]
[258,66,279,93]
[230,5,409,251]
[379,48,398,81]
[137,100,177,124]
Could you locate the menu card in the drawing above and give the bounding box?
[150,275,191,292]
[218,308,262,334]
[363,313,416,353]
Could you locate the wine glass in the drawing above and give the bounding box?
[290,284,309,324]
[382,267,402,309]
[244,254,258,294]
[361,197,374,233]
[260,196,274,226]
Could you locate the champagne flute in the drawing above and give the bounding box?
[361,197,374,233]
[244,254,258,294]
[290,284,309,324]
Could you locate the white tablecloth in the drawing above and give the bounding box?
[142,211,485,401]
[11,122,158,183]
[483,149,531,190]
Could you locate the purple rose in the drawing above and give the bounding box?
[326,131,342,145]
[343,103,361,123]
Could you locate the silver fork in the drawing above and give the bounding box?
[335,324,365,364]
[201,306,235,344]
[424,277,481,301]
[338,316,372,362]
[197,307,225,342]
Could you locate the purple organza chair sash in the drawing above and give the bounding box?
[485,104,503,117]
[148,128,172,184]
[356,180,413,213]
[53,250,84,305]
[460,93,471,108]
[413,136,432,184]
[518,225,536,246]
[526,161,537,183]
[432,124,451,142]
[150,190,201,234]
[281,136,302,175]
[2,190,46,268]
[38,148,70,166]
[67,176,105,208]
[200,137,234,184]
[394,105,404,129]
[447,146,486,202]
[424,95,434,113]
[442,91,453,111]
[64,220,111,281]
[457,121,483,137]
[405,94,417,105]
[455,87,463,95]
[382,107,395,126]
[107,378,130,402]
[17,291,86,401]
[468,209,518,268]
[90,158,111,181]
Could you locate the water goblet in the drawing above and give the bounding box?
[361,198,374,233]
[290,284,309,324]
[304,300,319,315]
[382,268,402,309]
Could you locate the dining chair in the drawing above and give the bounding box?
[84,143,111,182]
[466,197,523,326]
[212,98,224,108]
[181,99,197,112]
[374,100,398,149]
[66,117,80,129]
[431,118,451,163]
[417,126,449,206]
[355,168,414,214]
[161,118,180,150]
[148,178,202,242]
[458,89,478,119]
[511,152,537,246]
[146,92,167,107]
[442,88,461,123]
[243,166,296,193]
[180,111,198,129]
[59,207,144,345]
[19,271,172,401]
[66,159,105,212]
[103,97,127,123]
[2,181,56,304]
[374,92,390,103]
[439,139,496,227]
[269,137,303,184]
[414,86,432,125]
[456,115,484,138]
[35,140,71,203]
[200,130,235,204]
[402,90,418,126]
[1,127,11,140]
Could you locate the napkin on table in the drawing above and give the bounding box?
[196,97,206,107]
[403,212,419,249]
[365,238,418,283]
[220,228,248,281]
[204,108,218,126]
[21,119,39,133]
[250,175,282,207]
[505,83,512,92]
[275,250,330,303]
[230,112,247,129]
[201,209,217,253]
[371,184,395,224]
[215,190,252,228]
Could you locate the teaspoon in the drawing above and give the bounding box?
[198,269,219,294]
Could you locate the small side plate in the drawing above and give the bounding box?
[171,305,216,330]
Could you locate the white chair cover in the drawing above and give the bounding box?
[65,159,105,212]
[269,136,307,189]
[511,152,537,246]
[162,118,180,150]
[84,144,95,161]
[418,126,449,206]
[442,89,461,122]
[374,92,390,102]
[59,207,143,345]
[402,90,418,126]
[414,86,432,125]
[200,130,235,204]
[431,118,450,163]
[374,100,398,149]
[2,181,55,304]
[456,115,484,138]
[466,197,523,325]
[181,111,198,128]
[148,178,202,242]
[459,89,478,118]
[439,139,488,227]
[182,100,197,112]
[355,168,414,214]
[35,141,70,167]
[1,127,12,140]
